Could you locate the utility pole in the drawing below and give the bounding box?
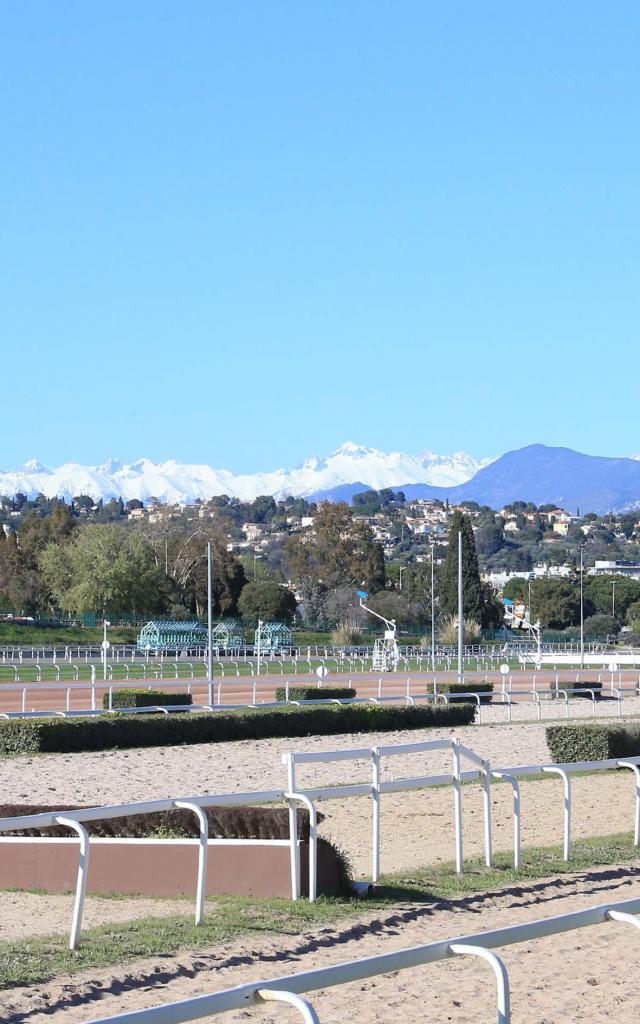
[579,547,584,669]
[431,545,436,670]
[457,529,464,684]
[256,618,262,676]
[612,580,616,622]
[207,541,213,705]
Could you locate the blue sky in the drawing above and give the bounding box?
[1,2,639,472]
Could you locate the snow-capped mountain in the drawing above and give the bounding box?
[0,444,491,504]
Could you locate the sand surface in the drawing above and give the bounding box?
[3,721,640,1021]
[1,721,553,805]
[2,865,640,1023]
[0,892,192,942]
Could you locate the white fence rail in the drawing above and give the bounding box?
[3,740,640,948]
[85,896,640,1024]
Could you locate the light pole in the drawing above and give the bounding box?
[612,580,616,622]
[398,565,407,591]
[457,529,464,685]
[253,551,263,581]
[528,579,532,623]
[431,544,436,670]
[256,618,262,676]
[102,613,110,681]
[207,541,213,704]
[579,547,584,668]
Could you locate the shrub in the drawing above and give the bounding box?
[102,689,193,710]
[437,615,482,644]
[331,622,364,646]
[546,723,640,763]
[274,686,356,701]
[0,803,317,840]
[0,702,477,756]
[434,681,493,704]
[548,680,603,700]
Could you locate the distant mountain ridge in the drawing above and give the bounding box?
[312,445,640,515]
[1,444,639,514]
[0,444,491,505]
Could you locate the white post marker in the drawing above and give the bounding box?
[316,665,328,689]
[101,619,110,683]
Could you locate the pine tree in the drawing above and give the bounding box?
[438,511,484,624]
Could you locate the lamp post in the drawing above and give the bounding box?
[579,547,584,668]
[207,541,213,705]
[457,530,464,685]
[102,613,110,682]
[398,565,407,592]
[431,544,436,670]
[612,580,616,622]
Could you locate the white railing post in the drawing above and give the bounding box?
[542,765,572,860]
[618,761,640,846]
[54,816,90,950]
[372,748,381,884]
[285,753,300,900]
[482,758,493,867]
[449,944,511,1024]
[175,801,209,925]
[257,989,321,1023]
[493,771,521,868]
[452,739,463,873]
[286,793,318,902]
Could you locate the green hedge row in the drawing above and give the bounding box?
[274,686,356,701]
[0,803,315,840]
[546,723,640,762]
[0,702,477,756]
[549,680,604,699]
[434,681,494,704]
[103,689,193,709]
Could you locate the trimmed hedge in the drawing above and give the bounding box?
[274,686,356,701]
[103,689,193,710]
[549,680,604,700]
[434,681,494,704]
[0,702,477,756]
[546,723,640,763]
[0,803,316,840]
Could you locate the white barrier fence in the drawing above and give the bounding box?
[283,740,640,885]
[3,739,640,948]
[85,895,640,1024]
[3,671,640,722]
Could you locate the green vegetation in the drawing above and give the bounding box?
[548,679,603,699]
[546,722,640,762]
[102,689,193,710]
[0,703,476,756]
[0,831,637,989]
[437,511,503,628]
[237,580,297,622]
[434,680,494,703]
[0,622,139,645]
[273,686,356,701]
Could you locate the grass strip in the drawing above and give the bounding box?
[1,832,639,989]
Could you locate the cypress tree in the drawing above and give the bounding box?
[439,511,484,624]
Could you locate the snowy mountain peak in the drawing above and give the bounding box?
[0,444,491,504]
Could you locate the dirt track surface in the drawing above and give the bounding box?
[1,668,639,715]
[3,866,640,1023]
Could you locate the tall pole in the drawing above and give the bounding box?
[457,529,464,684]
[431,546,436,670]
[579,547,584,668]
[207,541,213,704]
[612,580,616,621]
[256,617,262,676]
[103,612,108,682]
